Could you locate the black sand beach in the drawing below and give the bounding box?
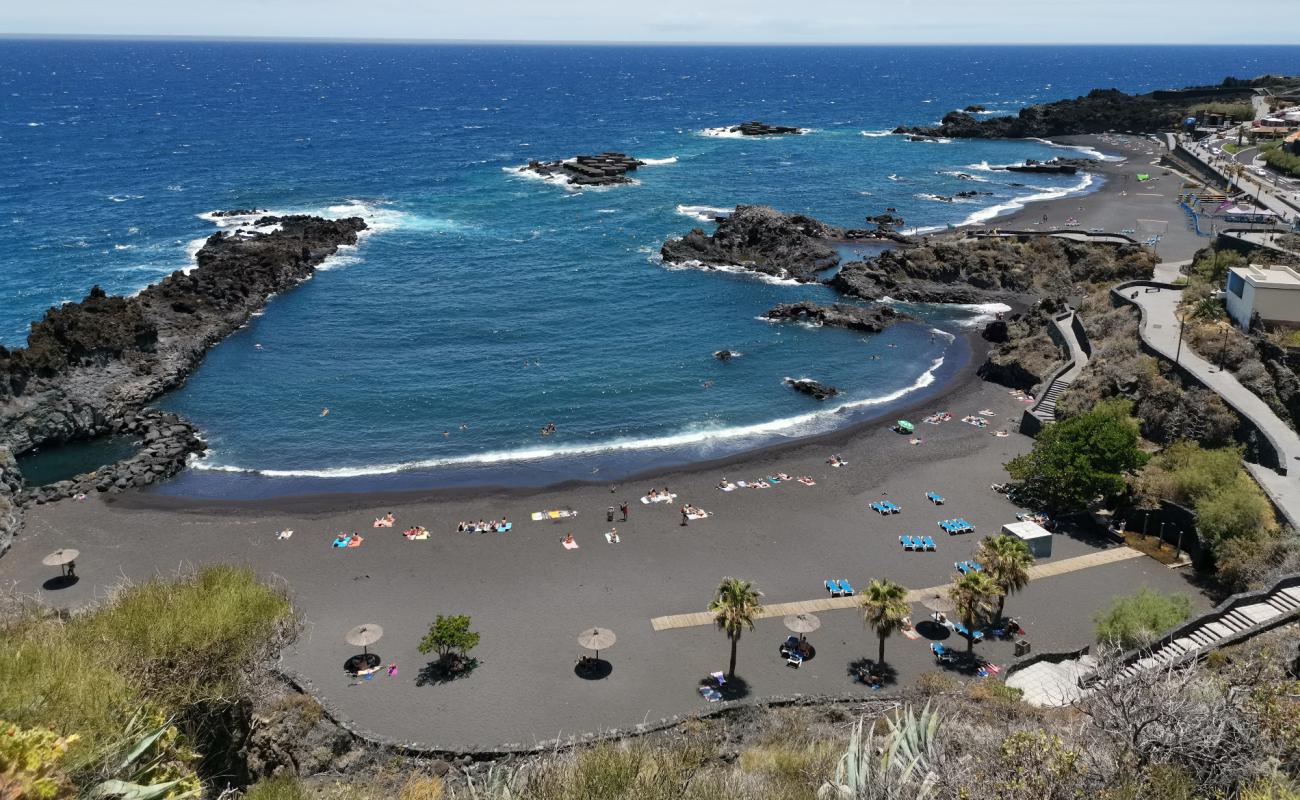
[3,361,1208,749]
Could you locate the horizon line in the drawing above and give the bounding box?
[1,33,1296,47]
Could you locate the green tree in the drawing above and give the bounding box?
[976,534,1035,622]
[1006,398,1147,512]
[1094,588,1191,649]
[417,614,480,673]
[709,577,763,680]
[859,579,910,666]
[949,572,1003,654]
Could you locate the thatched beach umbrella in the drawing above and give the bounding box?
[345,623,384,657]
[920,593,954,615]
[41,548,79,577]
[577,627,617,660]
[783,612,821,642]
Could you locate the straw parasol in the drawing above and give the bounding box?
[919,592,954,615]
[783,612,821,641]
[345,623,384,657]
[42,548,79,576]
[577,627,617,659]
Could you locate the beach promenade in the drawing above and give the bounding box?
[1126,285,1300,528]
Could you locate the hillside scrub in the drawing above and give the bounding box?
[0,566,296,790]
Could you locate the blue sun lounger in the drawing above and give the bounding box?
[496,523,513,533]
[922,535,937,550]
[900,535,915,550]
[954,622,984,643]
[869,501,888,515]
[836,579,854,596]
[882,501,901,514]
[926,491,944,505]
[825,579,841,597]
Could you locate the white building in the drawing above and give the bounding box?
[1225,264,1300,330]
[1001,520,1052,559]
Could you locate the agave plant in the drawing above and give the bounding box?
[818,702,943,800]
[86,715,200,800]
[461,763,516,800]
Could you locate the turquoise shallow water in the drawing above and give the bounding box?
[4,42,1299,494]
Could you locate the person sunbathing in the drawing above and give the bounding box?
[477,519,487,531]
[457,521,467,532]
[717,478,729,489]
[499,517,509,529]
[562,533,575,545]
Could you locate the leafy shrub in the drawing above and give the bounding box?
[244,774,309,800]
[1094,588,1192,649]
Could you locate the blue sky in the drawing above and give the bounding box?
[4,0,1298,44]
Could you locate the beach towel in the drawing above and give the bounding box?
[347,535,364,548]
[901,627,921,640]
[749,480,770,489]
[406,530,429,540]
[640,493,677,504]
[604,531,621,544]
[797,477,816,486]
[717,482,737,492]
[686,510,711,520]
[533,509,577,521]
[978,409,996,417]
[562,539,580,550]
[495,523,512,533]
[373,519,393,528]
[277,529,293,540]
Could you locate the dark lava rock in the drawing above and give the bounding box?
[519,152,645,186]
[765,301,914,333]
[982,319,1011,343]
[714,350,738,361]
[892,77,1278,139]
[726,121,805,136]
[661,205,842,282]
[1003,158,1083,175]
[784,378,839,400]
[211,208,268,217]
[964,104,987,113]
[0,214,366,494]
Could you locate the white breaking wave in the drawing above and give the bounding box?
[940,170,989,182]
[964,160,1015,172]
[640,156,679,165]
[957,172,1095,227]
[945,301,1014,328]
[1029,137,1126,162]
[663,259,801,286]
[675,204,732,223]
[192,356,948,479]
[698,127,812,138]
[860,129,895,138]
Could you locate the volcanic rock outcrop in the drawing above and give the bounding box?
[764,301,914,333]
[661,205,843,282]
[722,121,805,136]
[520,153,645,186]
[784,378,839,400]
[0,213,367,527]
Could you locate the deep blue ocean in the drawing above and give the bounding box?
[4,42,1299,494]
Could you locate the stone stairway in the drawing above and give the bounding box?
[1115,584,1300,681]
[1030,376,1071,424]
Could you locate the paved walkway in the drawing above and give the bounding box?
[1126,286,1300,528]
[650,547,1143,631]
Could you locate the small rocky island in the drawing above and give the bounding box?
[1002,159,1083,175]
[719,121,805,136]
[764,301,914,333]
[0,213,367,550]
[784,378,839,400]
[662,205,843,282]
[519,152,645,186]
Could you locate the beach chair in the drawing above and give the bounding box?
[780,636,800,656]
[836,579,855,596]
[954,623,984,643]
[926,491,944,505]
[699,686,723,702]
[886,501,901,514]
[969,560,982,572]
[922,535,937,551]
[955,561,968,575]
[869,502,884,515]
[825,579,841,597]
[496,523,513,533]
[900,535,914,551]
[786,651,803,668]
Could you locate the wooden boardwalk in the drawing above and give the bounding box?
[649,546,1143,631]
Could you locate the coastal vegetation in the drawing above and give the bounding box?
[1005,399,1147,512]
[417,614,481,682]
[1093,587,1192,649]
[974,534,1034,621]
[0,566,294,793]
[858,578,909,666]
[709,577,763,680]
[947,571,1001,654]
[1262,146,1300,178]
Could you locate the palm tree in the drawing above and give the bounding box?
[709,577,763,680]
[975,534,1034,622]
[949,571,1003,654]
[859,578,910,666]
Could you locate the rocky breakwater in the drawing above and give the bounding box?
[764,301,915,333]
[0,214,367,526]
[661,205,843,282]
[520,152,645,186]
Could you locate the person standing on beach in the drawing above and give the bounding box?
[620,501,629,521]
[681,505,689,526]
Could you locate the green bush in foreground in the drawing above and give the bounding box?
[244,774,310,800]
[1094,587,1192,649]
[0,566,294,786]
